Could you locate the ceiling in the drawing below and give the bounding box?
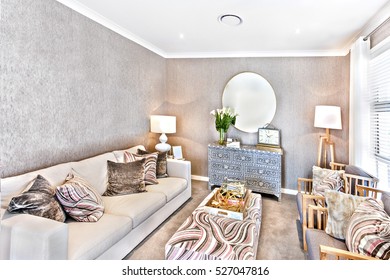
[57,0,390,58]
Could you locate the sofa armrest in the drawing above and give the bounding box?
[167,159,191,181]
[1,212,68,259]
[319,245,378,260]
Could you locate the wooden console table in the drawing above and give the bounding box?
[208,143,283,201]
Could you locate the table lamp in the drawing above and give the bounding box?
[150,115,176,152]
[314,105,342,168]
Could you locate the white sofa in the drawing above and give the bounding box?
[0,145,192,260]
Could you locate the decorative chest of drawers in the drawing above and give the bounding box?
[208,143,283,201]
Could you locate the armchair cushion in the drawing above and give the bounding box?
[346,198,390,260]
[324,190,367,240]
[312,166,345,205]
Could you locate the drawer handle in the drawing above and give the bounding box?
[218,153,223,158]
[265,159,270,163]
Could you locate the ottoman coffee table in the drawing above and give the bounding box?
[165,188,262,260]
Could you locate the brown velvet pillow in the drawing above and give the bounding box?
[137,149,168,178]
[103,159,146,196]
[7,175,66,222]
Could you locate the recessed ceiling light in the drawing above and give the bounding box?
[218,14,243,26]
[179,33,184,39]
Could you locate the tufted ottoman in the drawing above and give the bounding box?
[165,189,262,260]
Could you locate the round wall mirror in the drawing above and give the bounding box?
[222,72,276,133]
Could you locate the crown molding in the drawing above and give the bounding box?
[164,49,350,58]
[56,0,168,57]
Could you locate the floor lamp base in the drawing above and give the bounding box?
[317,135,335,169]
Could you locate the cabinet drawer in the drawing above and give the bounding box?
[209,172,243,186]
[246,178,279,192]
[209,161,243,173]
[245,166,281,180]
[232,151,254,164]
[208,149,231,161]
[254,155,281,168]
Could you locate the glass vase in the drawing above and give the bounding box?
[218,129,226,145]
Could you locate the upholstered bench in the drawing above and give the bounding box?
[165,189,262,260]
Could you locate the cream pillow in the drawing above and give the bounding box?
[325,190,367,240]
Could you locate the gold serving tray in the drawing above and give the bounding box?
[204,188,252,220]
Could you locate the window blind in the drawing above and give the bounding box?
[368,46,390,187]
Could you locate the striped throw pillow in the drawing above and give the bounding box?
[345,198,390,260]
[137,149,168,178]
[124,151,159,185]
[56,170,104,222]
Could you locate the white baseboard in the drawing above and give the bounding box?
[191,175,209,182]
[191,175,298,195]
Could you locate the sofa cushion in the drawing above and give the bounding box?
[104,160,146,196]
[67,213,132,260]
[71,152,117,195]
[56,171,104,222]
[124,151,159,185]
[345,198,390,260]
[102,192,166,228]
[112,145,146,163]
[306,228,347,260]
[7,175,66,223]
[137,149,168,178]
[147,177,187,202]
[324,190,367,240]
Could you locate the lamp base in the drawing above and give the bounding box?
[317,135,335,168]
[155,142,171,153]
[155,133,171,153]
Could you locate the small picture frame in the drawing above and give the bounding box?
[172,146,183,159]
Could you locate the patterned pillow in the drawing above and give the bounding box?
[56,170,104,222]
[8,175,66,222]
[104,159,147,196]
[313,166,345,205]
[324,190,367,240]
[345,198,390,259]
[124,151,159,185]
[137,149,168,178]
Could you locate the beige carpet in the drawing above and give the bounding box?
[124,180,305,260]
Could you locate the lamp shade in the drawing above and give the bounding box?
[314,106,342,130]
[150,115,176,134]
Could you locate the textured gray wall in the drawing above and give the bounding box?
[1,0,351,192]
[165,57,350,190]
[1,0,166,177]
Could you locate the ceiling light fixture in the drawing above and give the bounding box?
[218,14,242,26]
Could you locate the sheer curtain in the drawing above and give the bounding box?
[350,36,390,188]
[349,37,371,168]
